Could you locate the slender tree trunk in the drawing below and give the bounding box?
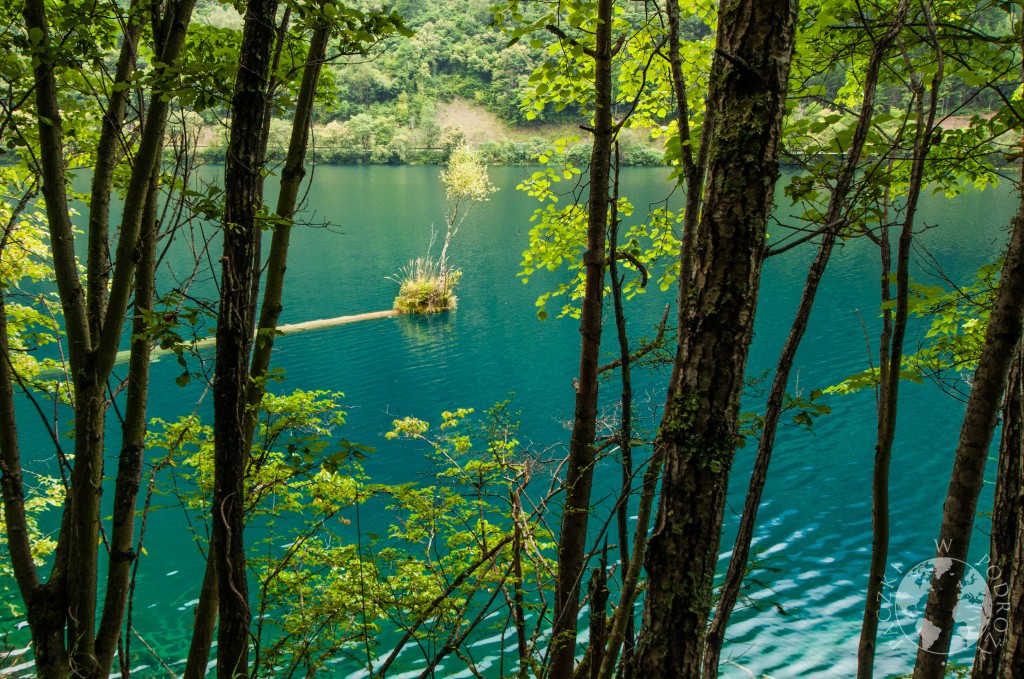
[912,167,1024,679]
[2,299,68,679]
[66,2,195,667]
[0,295,69,677]
[633,2,796,676]
[973,350,1022,678]
[665,0,708,305]
[0,217,69,679]
[607,148,638,677]
[21,0,194,671]
[247,22,329,411]
[184,555,219,679]
[511,488,530,678]
[548,0,614,673]
[212,0,280,675]
[703,233,836,672]
[0,300,36,589]
[249,6,293,335]
[21,0,90,376]
[597,446,664,679]
[0,200,39,604]
[86,0,144,344]
[93,168,160,677]
[861,14,942,675]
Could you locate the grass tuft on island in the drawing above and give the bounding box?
[392,257,460,314]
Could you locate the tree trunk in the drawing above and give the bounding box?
[86,0,144,344]
[185,21,329,677]
[93,167,160,677]
[912,169,1024,679]
[184,554,219,679]
[633,1,796,676]
[703,8,908,676]
[973,350,1022,677]
[548,0,614,673]
[66,1,196,667]
[247,22,329,417]
[20,0,195,671]
[860,32,941,674]
[0,294,69,678]
[999,427,1024,677]
[212,0,280,675]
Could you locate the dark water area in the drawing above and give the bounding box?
[4,165,1017,677]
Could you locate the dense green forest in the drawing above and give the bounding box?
[3,0,1024,678]
[183,0,1013,166]
[186,0,668,165]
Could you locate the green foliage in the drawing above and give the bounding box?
[0,170,65,618]
[381,401,554,664]
[829,263,999,396]
[516,139,680,318]
[150,390,380,673]
[0,172,63,384]
[184,0,666,166]
[902,263,998,399]
[439,144,496,271]
[442,144,497,205]
[0,475,62,617]
[147,392,550,675]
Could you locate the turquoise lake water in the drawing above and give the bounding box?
[4,165,1018,677]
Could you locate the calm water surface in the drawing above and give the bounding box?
[7,165,1018,677]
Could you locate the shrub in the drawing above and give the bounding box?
[392,257,460,314]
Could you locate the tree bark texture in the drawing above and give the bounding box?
[974,350,1022,678]
[93,168,160,677]
[999,384,1024,678]
[212,0,280,675]
[634,1,796,676]
[704,8,909,677]
[912,174,1024,678]
[548,0,614,675]
[186,21,328,677]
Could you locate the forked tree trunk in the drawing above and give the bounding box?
[186,20,330,677]
[860,14,942,674]
[86,0,144,343]
[633,1,796,676]
[17,0,194,673]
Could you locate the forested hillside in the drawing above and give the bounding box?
[192,0,667,164]
[188,0,1011,166]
